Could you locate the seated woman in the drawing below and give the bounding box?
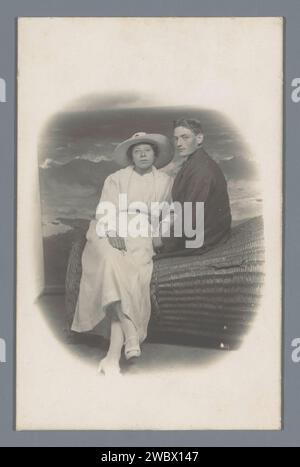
[71,132,173,375]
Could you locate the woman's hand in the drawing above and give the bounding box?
[106,231,127,251]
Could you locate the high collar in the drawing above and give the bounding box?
[180,145,206,168]
[189,145,206,159]
[130,165,157,177]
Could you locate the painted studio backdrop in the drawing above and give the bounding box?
[39,102,262,293]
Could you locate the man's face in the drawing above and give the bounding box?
[173,126,203,158]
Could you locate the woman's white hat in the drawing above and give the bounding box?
[113,132,173,169]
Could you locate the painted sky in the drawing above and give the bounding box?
[39,104,262,238]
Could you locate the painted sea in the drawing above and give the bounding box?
[39,107,262,291]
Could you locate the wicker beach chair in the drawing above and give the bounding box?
[65,216,265,350]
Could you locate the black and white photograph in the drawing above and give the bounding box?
[16,17,282,430]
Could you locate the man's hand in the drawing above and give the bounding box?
[106,231,127,251]
[152,235,163,251]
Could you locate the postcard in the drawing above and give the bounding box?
[16,17,282,430]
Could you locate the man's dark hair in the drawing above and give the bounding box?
[127,142,159,163]
[173,118,203,135]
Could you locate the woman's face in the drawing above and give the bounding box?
[131,143,155,171]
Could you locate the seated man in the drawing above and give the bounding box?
[157,118,232,257]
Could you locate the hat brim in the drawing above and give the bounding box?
[113,134,174,169]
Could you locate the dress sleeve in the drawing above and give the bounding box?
[161,175,173,204]
[95,173,120,236]
[156,175,174,238]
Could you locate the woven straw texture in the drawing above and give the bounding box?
[65,216,264,350]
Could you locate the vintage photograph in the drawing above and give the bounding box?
[17,17,282,430]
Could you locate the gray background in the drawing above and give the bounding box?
[0,0,298,447]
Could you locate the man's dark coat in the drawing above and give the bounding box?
[158,146,232,258]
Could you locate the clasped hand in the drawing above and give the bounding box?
[106,231,163,252]
[106,231,127,251]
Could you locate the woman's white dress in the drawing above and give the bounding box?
[71,165,172,343]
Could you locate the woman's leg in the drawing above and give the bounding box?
[98,300,141,373]
[98,311,124,375]
[114,302,141,360]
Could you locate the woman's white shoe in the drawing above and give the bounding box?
[124,336,141,361]
[97,356,121,376]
